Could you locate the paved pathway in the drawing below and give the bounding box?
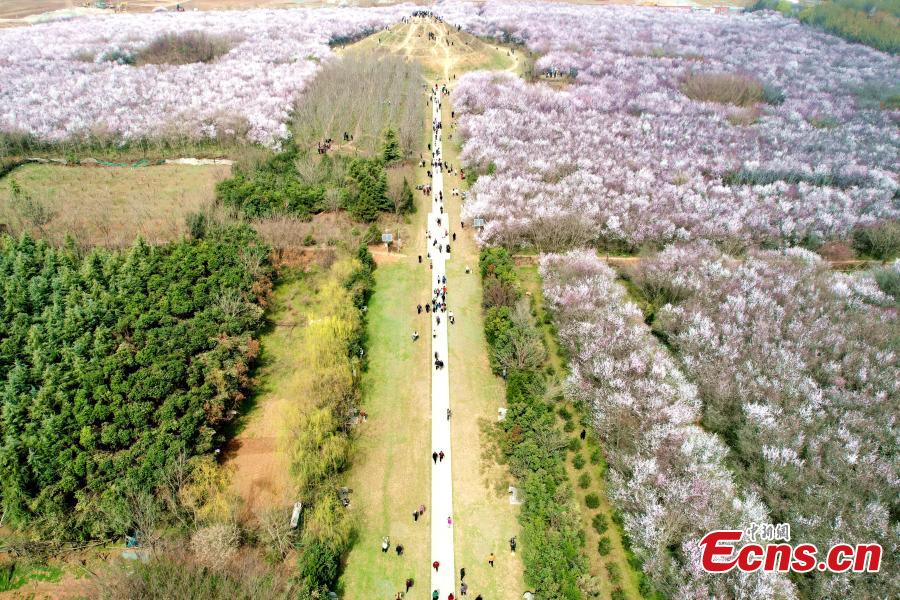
[428,85,456,600]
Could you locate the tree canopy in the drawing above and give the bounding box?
[0,226,272,540]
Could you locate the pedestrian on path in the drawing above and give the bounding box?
[447,408,452,420]
[448,594,454,600]
[488,552,495,567]
[382,537,390,553]
[432,591,439,600]
[413,509,419,522]
[412,330,419,341]
[460,582,468,596]
[447,515,452,527]
[510,536,517,553]
[419,503,426,516]
[460,567,466,581]
[406,578,414,593]
[439,450,445,462]
[433,561,440,572]
[396,544,404,556]
[418,304,422,314]
[432,451,438,464]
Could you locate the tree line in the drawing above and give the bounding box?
[216,141,415,223]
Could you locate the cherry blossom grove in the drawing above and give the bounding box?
[0,6,414,146]
[447,2,899,248]
[539,251,795,599]
[633,244,898,598]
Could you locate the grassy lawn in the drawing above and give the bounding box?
[442,98,525,599]
[0,162,228,247]
[339,256,432,597]
[518,266,646,599]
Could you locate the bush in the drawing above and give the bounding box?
[610,589,626,600]
[589,448,603,465]
[681,72,767,106]
[592,514,609,535]
[578,472,591,489]
[297,539,342,589]
[186,212,208,240]
[558,406,572,420]
[606,562,622,585]
[189,524,240,571]
[597,537,612,556]
[568,437,582,452]
[852,221,900,260]
[572,454,586,470]
[585,493,601,509]
[135,31,233,66]
[874,266,900,301]
[563,419,577,433]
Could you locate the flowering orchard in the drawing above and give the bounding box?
[633,245,898,598]
[0,6,411,146]
[539,251,795,599]
[447,2,899,249]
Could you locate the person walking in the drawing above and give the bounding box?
[432,591,439,600]
[432,451,438,464]
[419,503,426,516]
[406,578,414,593]
[460,567,466,581]
[413,509,419,522]
[580,429,586,440]
[432,560,440,572]
[396,544,404,556]
[488,552,495,567]
[439,450,445,462]
[510,536,517,553]
[447,515,452,527]
[460,582,468,596]
[448,594,454,600]
[382,537,390,553]
[418,304,422,314]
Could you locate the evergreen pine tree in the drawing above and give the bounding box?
[399,177,416,214]
[381,128,401,164]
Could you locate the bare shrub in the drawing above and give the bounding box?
[190,523,241,571]
[135,31,234,66]
[681,72,765,107]
[97,548,301,600]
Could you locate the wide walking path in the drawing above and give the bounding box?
[429,85,456,600]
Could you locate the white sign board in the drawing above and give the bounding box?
[473,218,485,228]
[381,233,393,243]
